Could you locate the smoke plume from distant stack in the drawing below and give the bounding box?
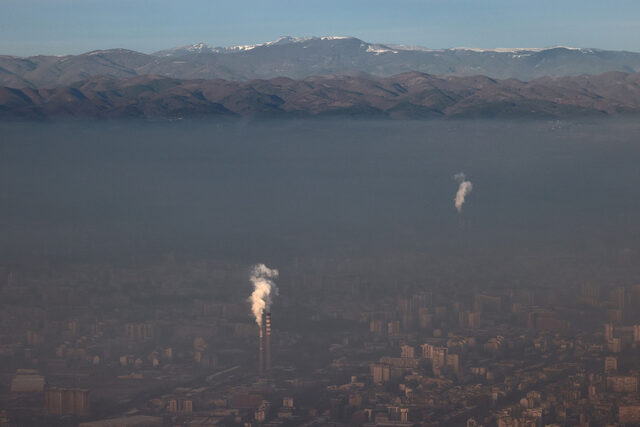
[454,172,473,213]
[248,264,278,376]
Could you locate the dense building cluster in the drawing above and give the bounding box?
[2,258,640,426]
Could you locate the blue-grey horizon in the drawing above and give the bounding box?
[1,0,639,56]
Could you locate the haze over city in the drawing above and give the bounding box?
[2,1,640,427]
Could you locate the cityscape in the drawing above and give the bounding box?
[3,252,640,426]
[3,1,640,426]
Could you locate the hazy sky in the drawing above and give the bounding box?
[1,0,639,56]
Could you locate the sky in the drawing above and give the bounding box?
[1,0,639,56]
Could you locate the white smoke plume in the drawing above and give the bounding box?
[248,264,279,326]
[454,172,473,213]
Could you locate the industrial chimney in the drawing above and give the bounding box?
[258,317,265,377]
[265,312,272,374]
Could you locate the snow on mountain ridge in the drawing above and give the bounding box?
[366,45,398,55]
[227,36,356,51]
[154,36,358,56]
[186,43,213,52]
[152,37,598,58]
[449,46,587,53]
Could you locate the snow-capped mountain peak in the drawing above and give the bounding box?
[153,36,358,56]
[226,36,356,51]
[153,43,223,57]
[149,37,609,75]
[186,43,213,52]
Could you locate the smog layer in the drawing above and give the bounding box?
[2,118,640,285]
[3,119,640,425]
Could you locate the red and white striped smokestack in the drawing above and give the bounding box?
[258,320,265,377]
[265,312,272,374]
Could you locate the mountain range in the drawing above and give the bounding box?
[2,36,640,89]
[3,70,640,120]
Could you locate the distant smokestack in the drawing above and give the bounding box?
[247,264,278,378]
[265,312,272,374]
[258,319,265,377]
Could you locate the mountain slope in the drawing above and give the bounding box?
[2,71,640,120]
[2,37,640,89]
